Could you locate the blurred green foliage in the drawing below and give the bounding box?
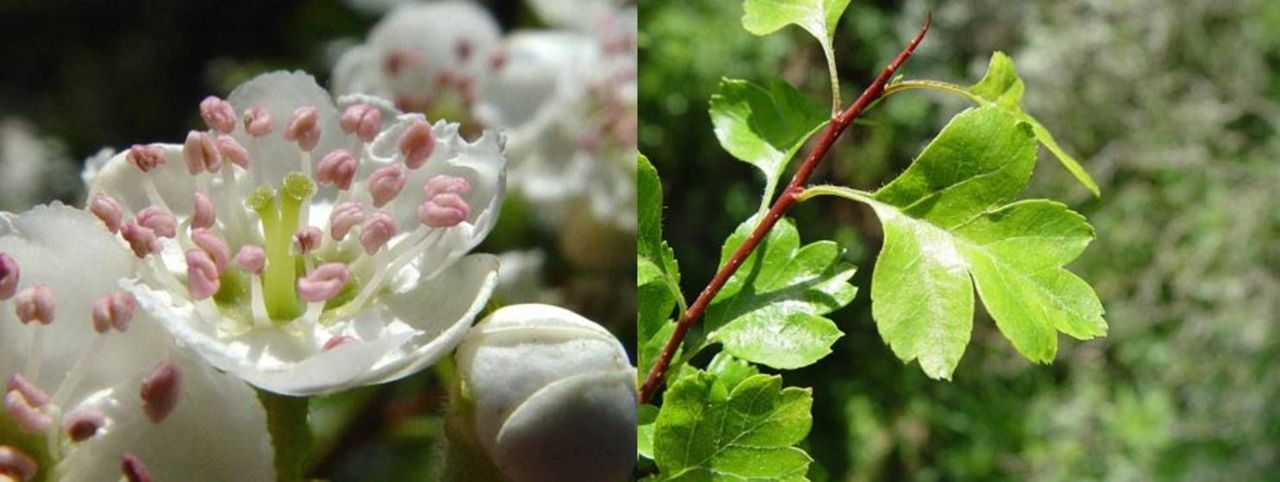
[641,0,1280,480]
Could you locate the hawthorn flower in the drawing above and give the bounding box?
[453,304,636,482]
[0,118,80,211]
[475,11,637,244]
[87,71,506,395]
[0,205,273,481]
[332,0,502,119]
[527,0,629,32]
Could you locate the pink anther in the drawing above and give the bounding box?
[139,360,182,424]
[184,249,220,301]
[91,291,136,334]
[121,453,152,482]
[64,409,106,442]
[398,120,435,169]
[0,253,18,301]
[135,206,176,239]
[359,211,397,255]
[215,134,250,170]
[5,390,51,434]
[423,175,471,198]
[14,285,54,326]
[199,96,237,134]
[340,104,382,143]
[283,106,321,152]
[322,335,356,351]
[192,192,216,230]
[190,229,230,275]
[121,222,162,258]
[293,227,323,255]
[89,193,125,233]
[297,263,350,303]
[126,144,167,173]
[329,202,365,241]
[6,375,49,407]
[0,445,38,481]
[417,193,470,228]
[234,245,266,274]
[366,165,407,208]
[243,106,273,137]
[316,150,358,190]
[383,49,423,76]
[182,131,222,175]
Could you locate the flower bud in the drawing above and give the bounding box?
[452,304,636,482]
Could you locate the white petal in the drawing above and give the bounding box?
[355,1,501,99]
[89,144,195,216]
[0,206,170,404]
[494,370,637,482]
[527,0,624,31]
[226,71,346,187]
[126,253,498,395]
[59,348,274,482]
[332,45,392,100]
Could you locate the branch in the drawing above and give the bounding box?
[638,13,931,405]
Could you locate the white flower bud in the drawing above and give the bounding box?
[454,304,636,482]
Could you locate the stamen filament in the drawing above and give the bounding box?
[23,326,43,381]
[249,274,269,327]
[50,334,107,412]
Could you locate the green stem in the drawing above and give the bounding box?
[257,389,313,482]
[881,79,983,104]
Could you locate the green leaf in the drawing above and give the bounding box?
[707,352,760,391]
[710,78,829,209]
[862,106,1105,379]
[638,404,660,460]
[970,52,1100,196]
[638,153,684,378]
[741,0,852,111]
[704,216,854,369]
[653,372,813,481]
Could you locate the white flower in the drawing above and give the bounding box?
[454,304,636,482]
[0,118,80,212]
[87,71,506,395]
[527,0,627,32]
[0,205,273,481]
[475,17,637,236]
[332,1,502,120]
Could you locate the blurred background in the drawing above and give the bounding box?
[0,0,634,479]
[641,0,1280,480]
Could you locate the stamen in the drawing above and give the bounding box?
[293,227,322,255]
[135,207,176,239]
[91,291,136,334]
[190,229,230,275]
[121,453,152,482]
[322,335,354,351]
[120,222,162,258]
[215,134,250,170]
[424,175,470,198]
[455,39,473,61]
[0,253,17,301]
[316,150,357,190]
[182,131,222,175]
[185,249,221,301]
[359,211,397,255]
[0,446,37,482]
[340,104,382,143]
[192,192,216,230]
[398,120,435,169]
[14,285,54,326]
[139,360,182,424]
[366,165,406,208]
[4,390,51,433]
[199,96,237,134]
[329,202,365,241]
[417,193,470,228]
[64,409,106,442]
[6,375,48,407]
[89,193,124,233]
[126,144,166,173]
[234,245,266,274]
[297,263,350,303]
[243,107,273,137]
[283,106,321,152]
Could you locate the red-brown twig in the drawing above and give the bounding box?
[639,14,932,405]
